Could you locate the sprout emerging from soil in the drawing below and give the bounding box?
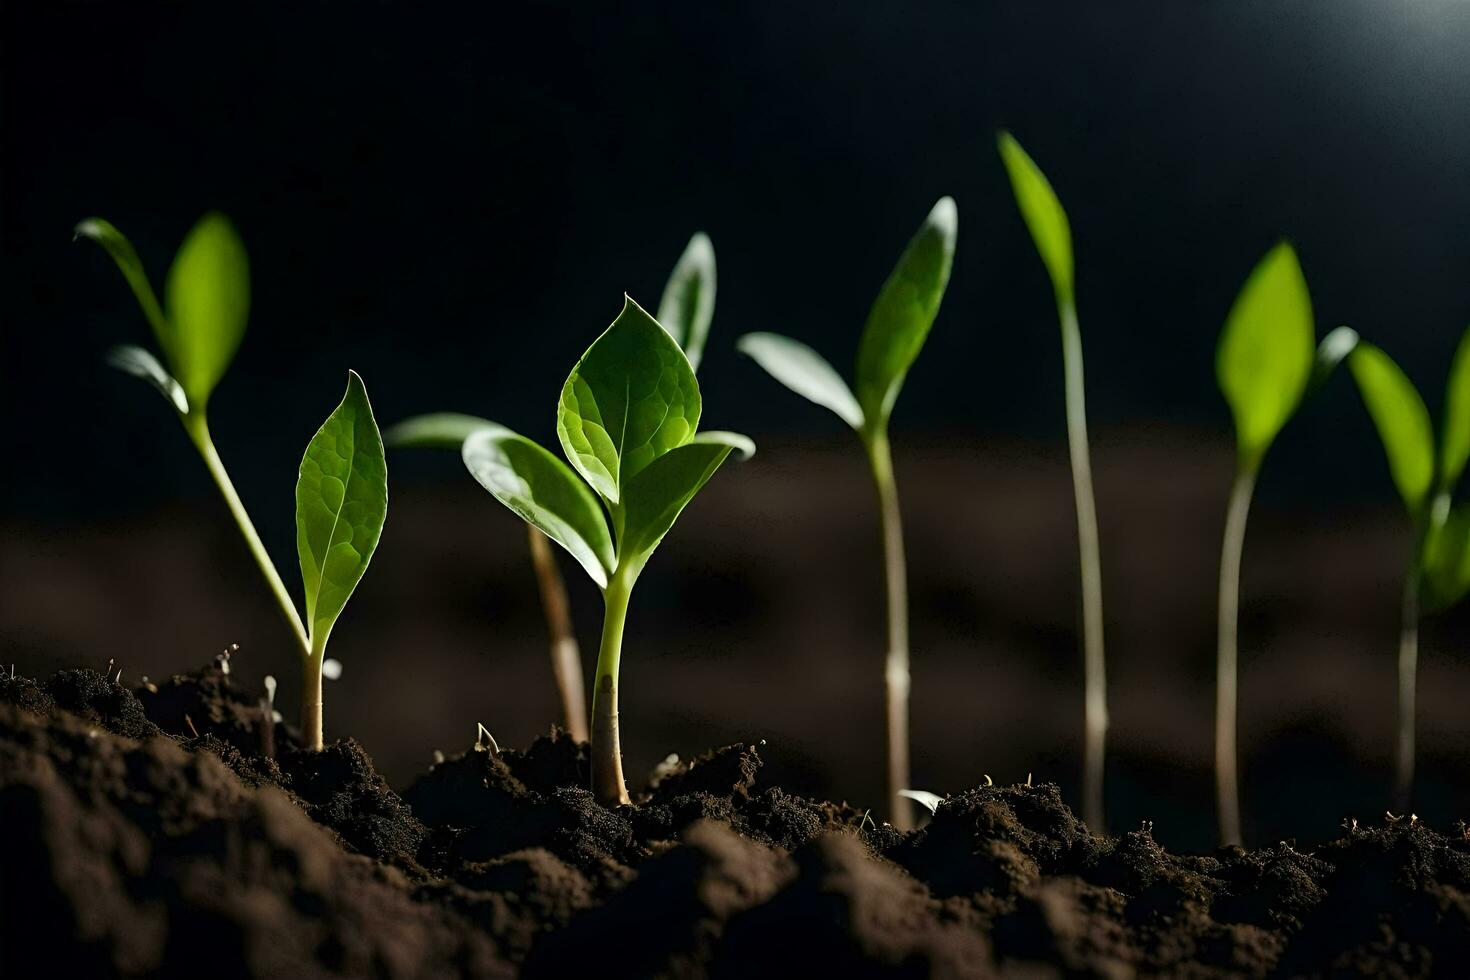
[460,296,751,806]
[997,132,1108,833]
[385,233,718,743]
[1213,242,1315,846]
[78,216,387,750]
[737,198,957,831]
[1345,327,1470,810]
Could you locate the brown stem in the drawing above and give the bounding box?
[527,525,588,742]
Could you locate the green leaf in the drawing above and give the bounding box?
[106,344,189,414]
[462,427,616,588]
[557,296,700,504]
[1349,342,1436,516]
[1215,242,1315,470]
[296,371,389,646]
[997,131,1073,305]
[1310,325,1359,393]
[385,412,505,450]
[164,212,250,410]
[1439,327,1470,493]
[736,332,864,430]
[1423,503,1470,611]
[854,197,957,428]
[618,430,752,563]
[75,218,172,348]
[657,232,716,372]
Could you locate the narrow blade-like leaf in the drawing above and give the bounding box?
[736,332,864,430]
[997,132,1073,305]
[557,296,700,504]
[657,232,716,372]
[385,412,506,450]
[75,217,171,347]
[106,344,189,414]
[1423,503,1470,612]
[462,427,616,588]
[1439,327,1470,493]
[898,789,944,815]
[1348,342,1435,516]
[164,212,250,409]
[1215,242,1315,470]
[296,371,389,645]
[618,430,752,562]
[854,197,957,427]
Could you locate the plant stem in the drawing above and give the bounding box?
[182,413,310,657]
[866,429,912,832]
[1059,299,1107,833]
[1215,466,1257,847]
[590,565,634,806]
[302,632,326,751]
[1394,569,1419,812]
[527,526,588,742]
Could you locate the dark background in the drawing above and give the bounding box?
[4,2,1470,851]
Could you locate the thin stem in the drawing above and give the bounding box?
[1394,569,1419,812]
[1215,466,1257,847]
[302,632,326,751]
[590,565,635,806]
[866,429,912,832]
[182,414,310,657]
[527,525,588,742]
[1059,299,1107,833]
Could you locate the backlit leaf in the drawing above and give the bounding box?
[1310,325,1360,394]
[106,344,188,414]
[1439,327,1470,493]
[736,332,864,430]
[997,132,1073,305]
[164,212,250,409]
[657,232,716,372]
[75,217,171,348]
[1349,342,1435,516]
[618,430,752,563]
[385,412,505,450]
[1423,503,1470,612]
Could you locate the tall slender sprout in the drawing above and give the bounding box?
[385,233,718,742]
[1345,327,1470,810]
[1213,242,1316,846]
[737,198,957,832]
[997,132,1108,832]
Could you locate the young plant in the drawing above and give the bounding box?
[1346,326,1470,810]
[385,233,718,742]
[1213,242,1315,846]
[461,296,751,806]
[737,198,957,831]
[79,215,387,750]
[997,132,1108,832]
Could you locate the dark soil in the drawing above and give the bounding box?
[2,661,1468,978]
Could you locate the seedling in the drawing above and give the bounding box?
[386,233,718,743]
[461,295,751,806]
[1345,327,1470,810]
[737,198,957,831]
[997,132,1108,832]
[79,215,387,749]
[1213,242,1315,846]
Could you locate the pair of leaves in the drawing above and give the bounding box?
[78,213,249,413]
[737,197,957,437]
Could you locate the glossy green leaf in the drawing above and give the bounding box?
[1439,327,1470,493]
[163,212,250,409]
[462,426,616,588]
[997,132,1073,305]
[557,296,700,504]
[657,232,716,372]
[1310,325,1359,393]
[1215,242,1315,470]
[618,431,753,563]
[384,412,505,450]
[854,197,957,428]
[736,332,864,430]
[1423,503,1470,611]
[75,218,171,347]
[296,371,389,645]
[1349,342,1435,516]
[106,344,188,414]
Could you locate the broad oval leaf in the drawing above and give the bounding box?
[854,197,957,428]
[106,344,189,414]
[557,296,700,504]
[997,132,1073,305]
[657,232,716,372]
[75,217,172,348]
[1349,342,1435,516]
[1215,242,1315,470]
[164,212,250,410]
[618,430,752,564]
[296,371,389,646]
[1439,327,1470,493]
[462,427,616,588]
[1423,503,1470,612]
[736,332,864,430]
[385,412,506,450]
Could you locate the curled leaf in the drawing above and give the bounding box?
[737,332,864,430]
[657,232,716,372]
[106,344,188,414]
